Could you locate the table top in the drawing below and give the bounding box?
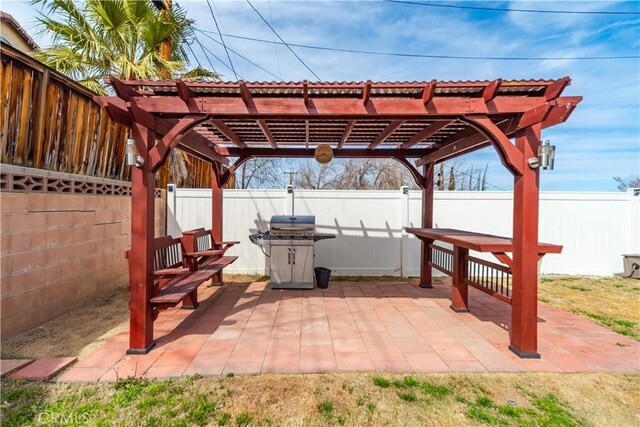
[405,228,563,254]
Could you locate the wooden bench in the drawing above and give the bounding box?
[147,233,234,311]
[181,228,239,286]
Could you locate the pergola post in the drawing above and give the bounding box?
[510,123,542,358]
[419,163,434,288]
[211,164,224,285]
[127,122,156,354]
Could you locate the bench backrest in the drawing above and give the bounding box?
[153,235,184,271]
[182,227,216,253]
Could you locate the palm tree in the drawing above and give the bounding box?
[32,0,220,186]
[32,0,219,94]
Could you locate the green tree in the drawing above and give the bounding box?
[32,0,219,94]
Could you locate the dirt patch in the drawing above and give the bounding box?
[0,274,268,360]
[1,287,129,360]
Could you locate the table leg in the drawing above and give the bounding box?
[450,246,469,312]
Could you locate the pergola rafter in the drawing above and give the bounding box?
[96,77,581,358]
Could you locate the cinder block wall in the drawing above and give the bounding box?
[1,190,166,338]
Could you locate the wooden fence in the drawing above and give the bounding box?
[0,42,210,188]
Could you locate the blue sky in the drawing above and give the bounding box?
[3,0,639,191]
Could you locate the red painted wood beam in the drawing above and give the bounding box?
[419,163,435,288]
[416,118,515,167]
[542,103,576,129]
[392,156,425,188]
[126,122,156,354]
[176,79,195,103]
[303,80,310,106]
[96,96,228,166]
[460,115,524,176]
[209,120,247,148]
[126,95,562,118]
[544,76,570,101]
[109,77,140,101]
[95,96,132,127]
[148,116,211,171]
[337,120,356,149]
[483,78,502,103]
[421,80,437,106]
[239,80,252,106]
[362,80,372,104]
[517,103,553,130]
[256,120,277,149]
[226,147,431,158]
[510,123,542,359]
[399,121,450,149]
[305,120,310,148]
[368,120,404,150]
[221,155,252,186]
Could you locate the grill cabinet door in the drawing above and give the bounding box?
[270,245,292,284]
[291,245,314,284]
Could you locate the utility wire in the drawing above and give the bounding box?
[195,36,245,80]
[205,0,238,80]
[267,0,283,78]
[386,0,640,16]
[199,29,640,61]
[196,29,282,81]
[246,0,322,79]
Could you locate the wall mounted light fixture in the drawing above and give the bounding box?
[125,138,145,168]
[528,140,555,170]
[538,140,555,170]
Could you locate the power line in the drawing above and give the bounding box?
[194,36,245,80]
[196,29,282,81]
[199,29,640,61]
[386,0,640,15]
[267,0,283,78]
[205,0,238,80]
[245,0,322,79]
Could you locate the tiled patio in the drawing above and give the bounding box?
[58,281,639,382]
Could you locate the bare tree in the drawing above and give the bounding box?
[613,175,640,191]
[233,158,292,189]
[294,159,419,190]
[295,161,340,189]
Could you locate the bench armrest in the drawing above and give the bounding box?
[184,249,224,258]
[219,241,240,245]
[153,267,191,276]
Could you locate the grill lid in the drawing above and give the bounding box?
[270,215,315,225]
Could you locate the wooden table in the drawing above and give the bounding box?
[405,228,562,310]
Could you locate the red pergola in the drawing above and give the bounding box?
[96,78,581,358]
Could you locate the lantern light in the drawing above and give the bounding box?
[125,138,144,168]
[539,140,555,170]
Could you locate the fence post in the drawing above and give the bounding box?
[285,184,294,215]
[166,184,178,237]
[400,186,410,277]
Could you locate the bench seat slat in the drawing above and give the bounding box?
[150,256,238,305]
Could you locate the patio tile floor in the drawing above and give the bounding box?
[57,281,640,382]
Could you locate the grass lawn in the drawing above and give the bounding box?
[538,276,640,341]
[2,373,638,427]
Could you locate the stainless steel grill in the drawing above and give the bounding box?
[250,215,334,289]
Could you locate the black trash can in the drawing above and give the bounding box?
[314,267,331,289]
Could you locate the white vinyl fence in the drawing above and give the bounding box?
[167,186,640,277]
